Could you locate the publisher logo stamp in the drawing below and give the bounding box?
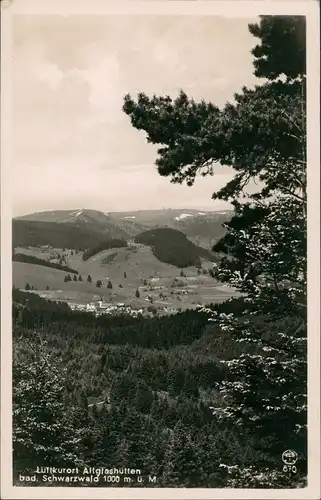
[282,450,298,466]
[282,450,298,473]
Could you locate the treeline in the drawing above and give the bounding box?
[134,228,216,268]
[13,287,70,312]
[13,253,79,274]
[82,239,128,261]
[12,288,216,349]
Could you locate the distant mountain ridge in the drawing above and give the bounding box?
[14,208,231,250]
[16,209,113,225]
[15,207,231,224]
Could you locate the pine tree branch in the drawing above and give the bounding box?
[281,110,303,133]
[281,187,305,201]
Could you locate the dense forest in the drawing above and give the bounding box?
[12,291,304,488]
[13,287,306,488]
[12,219,127,251]
[134,228,216,268]
[82,239,128,261]
[13,253,79,274]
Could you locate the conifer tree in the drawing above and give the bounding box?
[69,389,98,462]
[134,380,154,414]
[111,373,136,404]
[91,404,99,420]
[13,334,81,477]
[96,406,118,464]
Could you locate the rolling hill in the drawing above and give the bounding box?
[82,238,128,261]
[172,212,230,248]
[134,228,217,268]
[14,208,231,249]
[12,219,129,251]
[14,209,149,239]
[12,243,235,310]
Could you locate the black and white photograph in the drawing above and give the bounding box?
[1,0,320,498]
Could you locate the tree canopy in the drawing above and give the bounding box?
[248,16,306,81]
[123,17,306,209]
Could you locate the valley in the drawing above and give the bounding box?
[12,208,236,315]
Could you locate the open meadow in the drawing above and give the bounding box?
[13,243,237,311]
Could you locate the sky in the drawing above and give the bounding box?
[12,14,260,216]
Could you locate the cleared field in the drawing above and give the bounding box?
[13,244,237,309]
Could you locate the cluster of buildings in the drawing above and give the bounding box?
[68,300,182,318]
[69,300,145,317]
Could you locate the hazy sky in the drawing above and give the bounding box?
[12,14,260,216]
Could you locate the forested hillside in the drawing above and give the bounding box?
[13,253,79,274]
[135,228,216,268]
[12,220,128,250]
[82,239,128,261]
[13,290,306,488]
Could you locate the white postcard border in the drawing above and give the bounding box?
[1,1,320,499]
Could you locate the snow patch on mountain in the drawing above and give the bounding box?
[123,216,136,219]
[60,209,85,223]
[174,213,194,221]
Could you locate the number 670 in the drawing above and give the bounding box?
[283,465,297,473]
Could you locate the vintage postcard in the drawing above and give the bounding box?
[1,0,320,499]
